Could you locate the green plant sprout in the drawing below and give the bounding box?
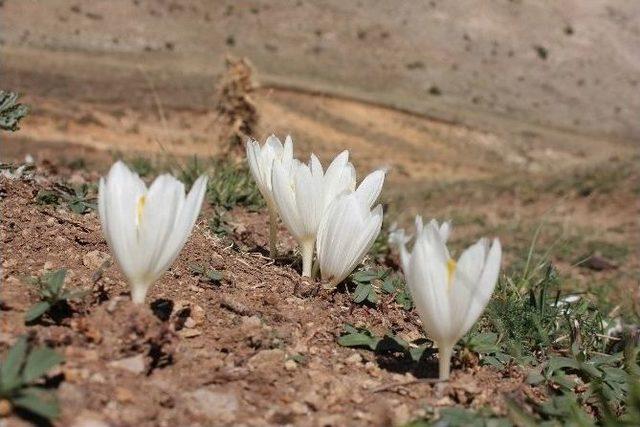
[0,337,64,421]
[24,269,87,323]
[0,90,29,132]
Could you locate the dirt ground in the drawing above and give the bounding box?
[1,1,639,426]
[1,173,543,427]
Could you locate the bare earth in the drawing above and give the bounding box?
[1,1,639,426]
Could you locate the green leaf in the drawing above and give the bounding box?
[337,332,380,349]
[35,190,59,205]
[468,332,501,354]
[24,301,51,323]
[13,387,60,419]
[366,286,378,304]
[547,356,581,373]
[0,337,27,392]
[352,282,372,303]
[22,347,63,384]
[43,269,66,295]
[351,270,378,283]
[396,291,413,310]
[68,200,88,214]
[409,346,427,362]
[343,324,360,335]
[381,277,396,294]
[526,371,545,385]
[189,264,205,275]
[205,269,223,282]
[379,334,409,352]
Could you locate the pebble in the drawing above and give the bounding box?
[248,349,285,370]
[284,359,297,371]
[82,250,110,270]
[345,352,363,365]
[183,388,238,422]
[178,328,202,338]
[115,387,135,403]
[71,411,111,427]
[108,354,146,374]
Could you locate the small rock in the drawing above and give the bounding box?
[345,352,363,365]
[71,411,110,427]
[90,372,106,383]
[178,328,202,338]
[284,359,297,371]
[184,388,238,422]
[83,250,110,270]
[0,399,12,417]
[115,387,134,403]
[108,354,145,374]
[391,404,410,426]
[584,255,617,271]
[365,361,381,377]
[190,304,206,325]
[248,349,285,370]
[43,261,55,270]
[241,315,262,328]
[289,401,308,415]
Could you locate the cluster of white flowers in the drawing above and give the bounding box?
[97,134,502,381]
[246,135,384,283]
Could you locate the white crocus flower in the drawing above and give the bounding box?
[98,161,208,304]
[317,170,385,286]
[391,219,501,380]
[246,135,294,257]
[271,150,356,276]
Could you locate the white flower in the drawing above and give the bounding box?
[271,150,356,276]
[317,170,385,286]
[98,161,208,304]
[246,135,295,257]
[391,219,501,380]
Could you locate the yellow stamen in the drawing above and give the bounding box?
[447,258,457,288]
[136,195,146,226]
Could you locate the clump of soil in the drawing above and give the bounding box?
[0,170,538,426]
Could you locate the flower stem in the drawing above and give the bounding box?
[130,283,148,305]
[268,208,278,258]
[301,239,314,277]
[438,343,453,381]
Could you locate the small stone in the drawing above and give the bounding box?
[365,361,381,377]
[83,250,110,270]
[190,304,205,325]
[90,372,106,383]
[241,315,262,328]
[43,261,54,270]
[345,352,363,365]
[115,387,135,403]
[284,359,297,371]
[289,401,308,415]
[184,388,238,422]
[178,328,202,338]
[351,393,364,404]
[108,354,145,374]
[70,411,110,427]
[63,367,90,382]
[0,399,12,417]
[248,349,285,370]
